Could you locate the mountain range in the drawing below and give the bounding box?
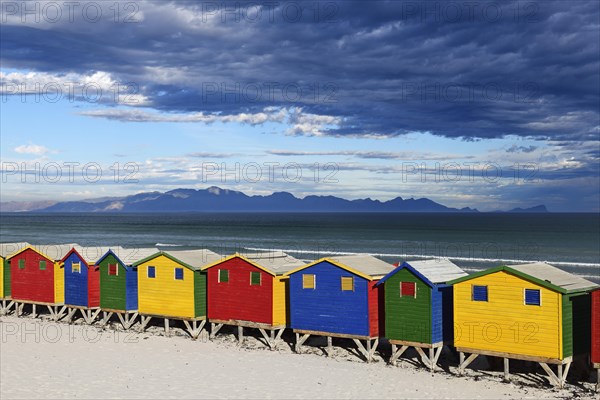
[0,187,548,213]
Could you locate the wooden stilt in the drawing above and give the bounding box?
[458,352,478,375]
[352,339,372,362]
[237,326,244,345]
[503,358,510,381]
[164,318,170,336]
[139,315,151,331]
[295,333,310,353]
[596,367,599,392]
[390,344,409,366]
[209,323,224,339]
[429,348,434,371]
[32,304,36,318]
[184,319,206,340]
[100,311,112,326]
[327,336,333,357]
[539,362,561,387]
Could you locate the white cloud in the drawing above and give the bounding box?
[14,144,50,155]
[77,106,342,135]
[0,71,149,106]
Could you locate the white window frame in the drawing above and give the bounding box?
[302,274,316,290]
[399,281,417,298]
[72,262,81,274]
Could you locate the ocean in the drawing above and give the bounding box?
[1,212,598,283]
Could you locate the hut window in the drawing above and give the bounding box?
[39,260,47,270]
[218,269,229,283]
[108,264,118,276]
[524,289,541,306]
[72,262,81,273]
[341,276,354,291]
[174,268,184,280]
[147,266,156,278]
[472,285,488,302]
[302,274,316,289]
[400,281,416,298]
[18,259,25,269]
[250,271,261,286]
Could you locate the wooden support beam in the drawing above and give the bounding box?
[295,333,310,353]
[237,326,244,345]
[368,338,379,362]
[89,309,101,324]
[352,339,371,362]
[164,318,170,337]
[31,304,36,318]
[100,311,112,326]
[415,347,431,369]
[327,336,333,357]
[458,352,479,375]
[433,347,443,370]
[596,367,599,392]
[503,358,510,381]
[275,328,284,342]
[209,323,224,339]
[138,315,151,331]
[539,362,560,387]
[65,308,77,323]
[390,344,409,366]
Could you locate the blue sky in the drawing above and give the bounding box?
[1,1,598,211]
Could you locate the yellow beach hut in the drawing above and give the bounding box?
[133,249,222,339]
[448,262,598,387]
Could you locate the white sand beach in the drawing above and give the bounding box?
[0,315,597,399]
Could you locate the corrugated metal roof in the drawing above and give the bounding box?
[164,249,223,270]
[31,243,79,260]
[0,242,29,258]
[509,262,598,293]
[405,259,468,284]
[241,251,305,275]
[111,246,159,265]
[328,254,395,278]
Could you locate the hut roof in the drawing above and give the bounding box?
[201,251,305,276]
[0,242,30,258]
[62,246,114,264]
[448,262,598,294]
[133,249,222,271]
[509,262,598,293]
[9,244,78,261]
[285,254,395,280]
[97,247,159,266]
[377,258,467,286]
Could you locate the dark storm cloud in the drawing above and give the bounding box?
[1,0,599,141]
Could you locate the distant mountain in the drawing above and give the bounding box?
[0,200,57,212]
[506,205,549,213]
[0,187,548,213]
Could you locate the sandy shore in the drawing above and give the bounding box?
[0,315,597,399]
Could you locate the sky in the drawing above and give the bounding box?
[0,0,598,211]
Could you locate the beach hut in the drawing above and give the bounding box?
[202,251,305,349]
[133,249,222,339]
[376,259,467,370]
[7,244,77,320]
[284,255,395,362]
[61,246,111,324]
[0,242,29,313]
[448,262,598,387]
[592,289,600,391]
[96,246,157,329]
